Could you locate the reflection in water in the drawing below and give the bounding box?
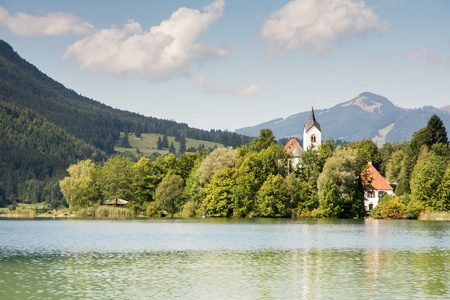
[0,218,450,299]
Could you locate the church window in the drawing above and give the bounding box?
[311,134,316,143]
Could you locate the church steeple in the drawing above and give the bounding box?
[303,106,322,150]
[303,107,321,133]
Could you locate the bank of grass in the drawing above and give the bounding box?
[77,205,134,217]
[419,211,450,220]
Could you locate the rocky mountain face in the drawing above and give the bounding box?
[235,92,450,145]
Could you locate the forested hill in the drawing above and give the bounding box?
[0,40,249,154]
[0,100,107,207]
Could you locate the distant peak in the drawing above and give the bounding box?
[342,92,395,113]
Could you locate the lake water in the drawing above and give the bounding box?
[1,218,449,299]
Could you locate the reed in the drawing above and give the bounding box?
[77,206,134,217]
[418,211,450,220]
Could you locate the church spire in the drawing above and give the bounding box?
[303,106,321,133]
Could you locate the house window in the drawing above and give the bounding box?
[378,191,386,198]
[311,134,316,143]
[369,204,373,211]
[366,191,375,198]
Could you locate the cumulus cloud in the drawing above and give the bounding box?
[0,6,94,36]
[192,74,267,97]
[260,0,390,55]
[406,46,441,64]
[63,0,228,81]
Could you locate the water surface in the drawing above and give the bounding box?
[1,218,449,299]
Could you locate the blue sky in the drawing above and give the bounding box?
[1,0,449,131]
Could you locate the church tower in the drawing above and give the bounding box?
[303,107,322,150]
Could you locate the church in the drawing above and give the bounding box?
[284,107,322,169]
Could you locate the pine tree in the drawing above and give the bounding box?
[179,135,186,155]
[163,135,169,148]
[169,142,176,154]
[157,137,163,150]
[425,114,448,146]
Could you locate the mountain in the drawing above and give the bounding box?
[440,105,450,114]
[0,100,107,208]
[236,92,450,145]
[0,40,249,153]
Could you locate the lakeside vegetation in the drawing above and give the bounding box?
[56,115,449,220]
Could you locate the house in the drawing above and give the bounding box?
[284,139,303,170]
[363,162,394,211]
[284,107,322,169]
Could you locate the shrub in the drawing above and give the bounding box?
[181,201,198,217]
[371,195,406,219]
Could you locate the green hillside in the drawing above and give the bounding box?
[0,40,250,154]
[115,133,223,158]
[0,100,107,208]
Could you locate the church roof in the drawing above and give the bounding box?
[363,163,393,191]
[284,139,303,157]
[303,107,321,133]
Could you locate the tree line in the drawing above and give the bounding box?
[59,115,449,218]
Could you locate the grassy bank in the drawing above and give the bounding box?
[418,211,450,220]
[76,206,134,217]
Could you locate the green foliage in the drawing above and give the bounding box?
[181,201,198,218]
[347,139,381,171]
[196,148,238,185]
[120,133,132,148]
[319,180,345,218]
[0,100,106,207]
[256,174,290,217]
[424,114,448,146]
[155,174,185,216]
[59,160,101,209]
[201,167,236,217]
[99,155,135,201]
[249,129,276,152]
[371,195,406,219]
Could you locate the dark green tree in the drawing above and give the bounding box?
[163,134,169,148]
[169,142,176,154]
[249,129,276,152]
[120,133,132,148]
[155,174,185,216]
[157,136,163,150]
[425,114,448,146]
[179,135,186,155]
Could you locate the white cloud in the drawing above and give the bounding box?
[63,0,228,81]
[406,46,441,64]
[192,74,267,97]
[0,6,94,36]
[260,0,390,55]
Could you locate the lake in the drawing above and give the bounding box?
[1,218,449,299]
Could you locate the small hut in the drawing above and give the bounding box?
[105,198,128,206]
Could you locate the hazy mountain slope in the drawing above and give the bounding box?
[0,40,248,153]
[236,92,450,144]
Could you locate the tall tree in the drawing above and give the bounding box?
[163,135,169,148]
[59,160,100,209]
[169,142,176,154]
[249,129,276,152]
[156,136,163,150]
[425,114,448,146]
[179,135,186,155]
[155,174,185,216]
[99,155,135,201]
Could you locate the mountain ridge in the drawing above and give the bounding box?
[236,92,450,145]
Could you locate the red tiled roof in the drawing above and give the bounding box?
[363,163,393,190]
[284,139,300,154]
